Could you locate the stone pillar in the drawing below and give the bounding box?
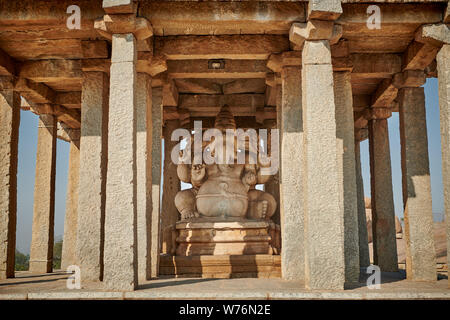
[302,40,345,289]
[367,108,398,272]
[0,90,20,279]
[29,114,57,273]
[150,86,163,278]
[398,87,436,281]
[437,44,450,288]
[354,139,370,268]
[279,65,304,281]
[103,33,138,291]
[161,119,181,254]
[334,71,360,284]
[136,73,152,282]
[61,137,80,270]
[76,72,109,281]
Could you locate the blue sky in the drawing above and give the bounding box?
[14,78,444,254]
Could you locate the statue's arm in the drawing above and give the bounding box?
[177,163,192,184]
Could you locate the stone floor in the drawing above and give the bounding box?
[0,270,449,300]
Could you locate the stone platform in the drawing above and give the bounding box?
[0,271,449,300]
[160,254,281,278]
[175,219,280,256]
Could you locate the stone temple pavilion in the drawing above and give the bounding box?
[0,0,449,292]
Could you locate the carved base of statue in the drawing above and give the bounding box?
[174,218,281,256]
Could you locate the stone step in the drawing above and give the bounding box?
[160,254,281,278]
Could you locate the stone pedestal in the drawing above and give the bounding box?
[175,219,279,256]
[398,87,436,281]
[76,71,109,281]
[0,91,20,279]
[103,33,138,291]
[29,114,57,274]
[368,113,398,272]
[302,40,345,290]
[61,139,80,270]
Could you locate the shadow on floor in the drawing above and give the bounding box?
[345,270,407,289]
[138,277,219,290]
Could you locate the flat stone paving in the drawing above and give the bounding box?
[0,271,449,300]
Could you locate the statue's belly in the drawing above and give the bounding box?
[196,178,248,217]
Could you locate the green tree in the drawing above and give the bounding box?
[15,250,29,271]
[53,239,63,270]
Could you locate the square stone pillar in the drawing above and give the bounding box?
[367,109,398,272]
[150,86,163,278]
[161,119,181,254]
[334,71,360,284]
[398,87,436,281]
[436,44,450,288]
[0,90,20,279]
[61,138,80,270]
[302,40,345,290]
[29,114,57,273]
[136,73,152,282]
[279,65,305,281]
[76,72,109,281]
[354,139,370,268]
[103,33,138,291]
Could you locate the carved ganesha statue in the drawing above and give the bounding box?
[174,105,277,221]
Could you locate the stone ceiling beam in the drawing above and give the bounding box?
[175,79,222,95]
[371,78,398,108]
[162,73,179,107]
[350,54,402,78]
[54,91,81,109]
[18,59,82,83]
[168,59,270,79]
[155,35,290,60]
[14,78,56,104]
[0,48,15,76]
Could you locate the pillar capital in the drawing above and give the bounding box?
[94,14,153,41]
[103,0,137,14]
[307,0,342,21]
[289,21,341,48]
[415,23,450,48]
[393,70,426,89]
[364,107,392,121]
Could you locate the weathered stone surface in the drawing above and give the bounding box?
[76,72,109,281]
[398,87,436,281]
[151,86,163,279]
[103,0,136,14]
[104,34,138,291]
[61,139,80,271]
[302,40,345,290]
[280,65,304,281]
[307,0,342,21]
[289,20,334,47]
[368,118,398,272]
[161,120,181,255]
[136,73,152,282]
[436,44,450,288]
[393,70,426,89]
[355,141,370,268]
[334,71,359,284]
[29,114,57,274]
[415,24,450,47]
[0,90,20,279]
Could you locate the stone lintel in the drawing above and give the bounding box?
[289,21,335,47]
[364,107,392,121]
[371,78,398,108]
[393,70,426,88]
[415,24,450,48]
[307,0,342,21]
[95,14,153,41]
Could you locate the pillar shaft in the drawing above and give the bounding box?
[436,44,450,288]
[104,33,138,291]
[368,117,398,272]
[150,86,163,278]
[136,73,152,282]
[0,91,20,279]
[398,87,436,281]
[302,40,345,290]
[61,139,80,270]
[161,119,181,254]
[334,71,360,284]
[280,65,304,281]
[29,114,57,273]
[355,141,370,268]
[76,71,109,281]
